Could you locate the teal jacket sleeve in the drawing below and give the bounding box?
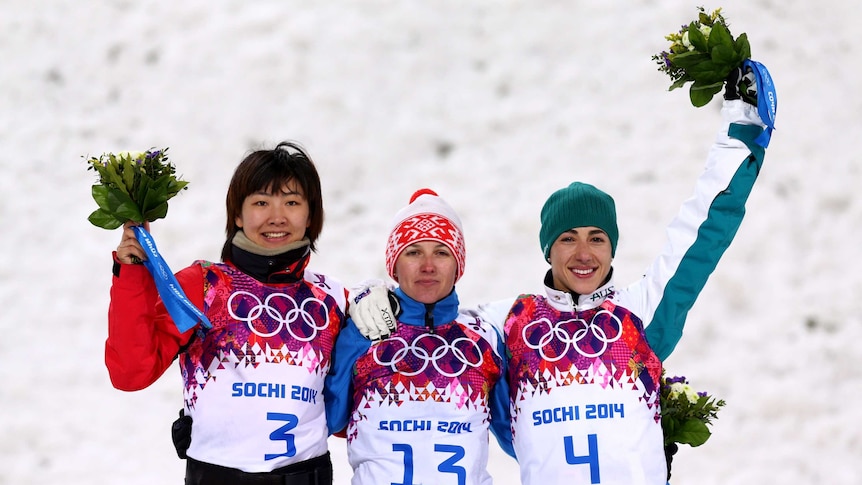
[637,100,769,361]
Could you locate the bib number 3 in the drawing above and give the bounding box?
[265,412,299,461]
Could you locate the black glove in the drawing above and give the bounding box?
[387,290,403,319]
[664,442,679,481]
[724,65,758,105]
[171,409,193,459]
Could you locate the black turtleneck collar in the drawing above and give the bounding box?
[230,243,310,284]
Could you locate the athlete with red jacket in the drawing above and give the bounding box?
[107,142,386,485]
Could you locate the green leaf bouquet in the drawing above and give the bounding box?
[86,148,189,229]
[660,374,726,447]
[652,7,751,107]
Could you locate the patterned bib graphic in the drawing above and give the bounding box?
[505,295,662,421]
[348,321,503,442]
[180,264,341,399]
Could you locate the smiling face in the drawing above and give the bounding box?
[394,241,458,304]
[548,226,613,295]
[234,180,310,249]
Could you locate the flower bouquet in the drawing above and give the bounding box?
[86,148,209,331]
[652,7,751,107]
[86,148,188,229]
[660,373,726,447]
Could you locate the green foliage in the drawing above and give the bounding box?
[652,7,752,107]
[86,149,189,230]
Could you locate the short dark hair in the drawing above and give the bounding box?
[221,141,324,261]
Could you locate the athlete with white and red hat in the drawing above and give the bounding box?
[325,189,513,485]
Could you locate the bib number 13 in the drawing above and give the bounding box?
[392,443,466,485]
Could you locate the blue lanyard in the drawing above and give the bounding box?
[744,59,777,148]
[133,226,212,332]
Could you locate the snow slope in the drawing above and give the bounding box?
[1,1,860,484]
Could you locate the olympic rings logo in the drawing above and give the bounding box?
[373,333,484,378]
[521,310,622,360]
[227,291,329,340]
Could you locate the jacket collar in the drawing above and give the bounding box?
[542,268,615,312]
[393,286,460,328]
[229,239,311,283]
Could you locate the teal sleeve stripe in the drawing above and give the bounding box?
[646,123,765,361]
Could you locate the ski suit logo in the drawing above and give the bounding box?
[373,332,484,378]
[228,291,329,340]
[522,309,622,360]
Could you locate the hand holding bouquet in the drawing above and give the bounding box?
[86,148,208,331]
[653,7,751,107]
[660,373,726,447]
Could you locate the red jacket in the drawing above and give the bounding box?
[105,257,199,391]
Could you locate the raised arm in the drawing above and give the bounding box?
[634,90,771,361]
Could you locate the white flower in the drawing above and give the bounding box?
[669,382,700,403]
[699,25,712,38]
[682,31,693,51]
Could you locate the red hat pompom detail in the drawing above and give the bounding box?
[409,188,438,203]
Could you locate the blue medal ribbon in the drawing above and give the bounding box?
[744,59,777,148]
[132,226,212,332]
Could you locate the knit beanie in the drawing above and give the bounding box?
[539,182,618,259]
[385,188,466,282]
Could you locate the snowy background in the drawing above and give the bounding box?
[2,1,860,484]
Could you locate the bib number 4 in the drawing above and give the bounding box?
[564,434,600,484]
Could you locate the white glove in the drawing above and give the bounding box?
[348,279,400,340]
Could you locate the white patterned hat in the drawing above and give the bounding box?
[385,188,465,282]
